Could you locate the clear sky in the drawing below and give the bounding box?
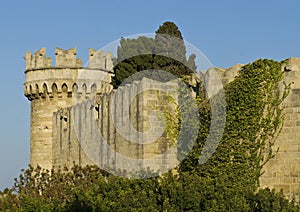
[0,0,299,190]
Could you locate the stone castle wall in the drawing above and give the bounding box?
[52,78,179,175]
[260,58,300,199]
[24,47,300,199]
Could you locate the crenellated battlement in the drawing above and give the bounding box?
[55,48,82,68]
[24,47,114,101]
[89,48,113,70]
[24,47,113,71]
[24,48,52,70]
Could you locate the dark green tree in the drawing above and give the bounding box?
[155,21,184,39]
[1,165,298,211]
[155,21,187,63]
[116,36,155,63]
[111,21,195,87]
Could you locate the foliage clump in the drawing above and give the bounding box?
[0,165,298,211]
[111,21,196,88]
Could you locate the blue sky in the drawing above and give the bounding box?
[0,0,299,189]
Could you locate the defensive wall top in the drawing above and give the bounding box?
[24,47,113,71]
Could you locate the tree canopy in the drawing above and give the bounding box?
[111,21,196,87]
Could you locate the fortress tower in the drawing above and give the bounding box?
[24,47,113,170]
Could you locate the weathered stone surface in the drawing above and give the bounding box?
[89,48,113,70]
[52,78,179,174]
[259,58,300,200]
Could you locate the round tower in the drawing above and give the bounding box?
[24,47,113,170]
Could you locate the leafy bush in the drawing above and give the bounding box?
[1,166,299,211]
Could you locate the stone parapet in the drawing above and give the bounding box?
[24,47,113,71]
